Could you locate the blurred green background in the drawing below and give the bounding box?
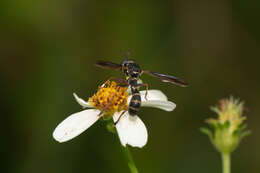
[1,0,260,173]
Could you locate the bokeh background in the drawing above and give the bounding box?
[1,0,260,173]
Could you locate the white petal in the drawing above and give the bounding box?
[53,109,101,143]
[141,100,176,111]
[140,89,168,101]
[73,93,92,108]
[128,90,168,104]
[127,90,176,111]
[113,111,148,148]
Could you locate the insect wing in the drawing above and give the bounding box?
[144,71,188,87]
[95,60,121,70]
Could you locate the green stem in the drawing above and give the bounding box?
[221,152,231,173]
[122,145,139,173]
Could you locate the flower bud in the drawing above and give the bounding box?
[201,97,250,154]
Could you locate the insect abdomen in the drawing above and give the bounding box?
[129,89,141,116]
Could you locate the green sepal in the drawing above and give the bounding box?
[223,120,230,129]
[232,129,240,137]
[104,118,116,134]
[216,122,223,130]
[106,123,116,134]
[102,115,113,121]
[208,121,217,129]
[240,130,251,140]
[239,124,247,131]
[200,127,214,144]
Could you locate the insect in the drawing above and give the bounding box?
[95,53,188,124]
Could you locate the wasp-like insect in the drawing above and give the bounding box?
[95,54,188,124]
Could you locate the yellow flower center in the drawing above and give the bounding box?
[88,81,128,116]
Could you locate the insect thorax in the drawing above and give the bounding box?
[122,60,141,78]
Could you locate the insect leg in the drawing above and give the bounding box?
[97,86,121,116]
[105,77,129,88]
[113,110,127,125]
[135,83,149,100]
[127,49,131,57]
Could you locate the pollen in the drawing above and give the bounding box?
[88,81,128,115]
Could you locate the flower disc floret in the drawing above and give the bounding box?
[88,81,128,115]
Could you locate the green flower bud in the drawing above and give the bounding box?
[201,97,250,154]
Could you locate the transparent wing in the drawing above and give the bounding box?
[95,60,121,70]
[143,70,188,87]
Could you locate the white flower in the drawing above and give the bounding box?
[53,81,176,148]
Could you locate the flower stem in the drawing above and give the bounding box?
[221,152,231,173]
[122,145,139,173]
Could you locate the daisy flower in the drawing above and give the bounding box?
[53,81,176,148]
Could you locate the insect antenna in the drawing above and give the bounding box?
[120,49,131,60]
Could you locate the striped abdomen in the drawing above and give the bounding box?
[129,87,141,116]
